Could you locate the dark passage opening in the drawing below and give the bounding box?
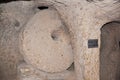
[0,0,16,3]
[38,6,49,10]
[100,21,120,80]
[119,41,120,47]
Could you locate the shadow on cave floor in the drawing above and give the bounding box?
[100,21,120,80]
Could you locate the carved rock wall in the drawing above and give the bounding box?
[0,0,120,80]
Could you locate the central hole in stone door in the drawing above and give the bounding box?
[100,21,120,80]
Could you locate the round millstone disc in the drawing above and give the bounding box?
[20,9,73,73]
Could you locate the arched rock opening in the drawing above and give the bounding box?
[100,21,120,80]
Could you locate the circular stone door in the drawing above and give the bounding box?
[20,9,73,73]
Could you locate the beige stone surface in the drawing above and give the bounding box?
[20,9,73,73]
[0,1,36,80]
[18,62,75,80]
[35,0,120,80]
[0,0,120,80]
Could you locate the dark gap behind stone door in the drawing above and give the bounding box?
[100,21,120,80]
